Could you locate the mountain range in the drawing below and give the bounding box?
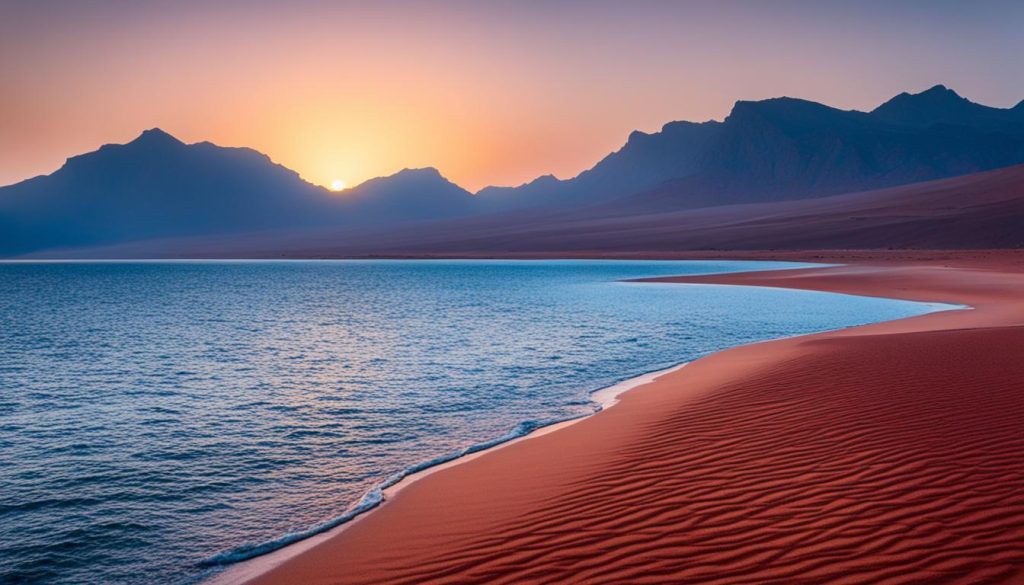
[484,85,1024,212]
[0,131,477,255]
[2,85,1023,256]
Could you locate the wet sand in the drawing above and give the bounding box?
[246,251,1024,584]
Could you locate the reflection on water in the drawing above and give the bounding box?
[0,260,940,584]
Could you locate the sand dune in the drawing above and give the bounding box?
[243,251,1024,584]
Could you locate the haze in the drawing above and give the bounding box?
[3,0,1023,191]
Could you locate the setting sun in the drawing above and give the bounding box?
[5,3,1024,585]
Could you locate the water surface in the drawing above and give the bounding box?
[0,260,944,584]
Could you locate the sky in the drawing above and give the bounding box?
[2,0,1023,191]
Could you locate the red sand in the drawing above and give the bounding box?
[247,252,1024,584]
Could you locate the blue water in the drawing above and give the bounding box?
[0,260,945,584]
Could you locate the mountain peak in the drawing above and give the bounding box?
[922,83,953,94]
[868,84,1023,130]
[128,127,184,148]
[911,84,966,103]
[343,166,475,215]
[394,167,444,179]
[376,167,459,187]
[627,129,651,143]
[728,96,833,117]
[353,167,469,196]
[877,85,965,107]
[725,97,859,132]
[873,85,972,113]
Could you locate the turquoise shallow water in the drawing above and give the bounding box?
[0,260,945,584]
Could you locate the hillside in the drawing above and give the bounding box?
[0,131,475,255]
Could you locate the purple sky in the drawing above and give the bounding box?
[2,0,1022,190]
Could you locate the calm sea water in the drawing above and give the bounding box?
[0,260,944,584]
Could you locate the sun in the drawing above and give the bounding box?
[330,179,347,191]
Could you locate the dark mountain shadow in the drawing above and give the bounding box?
[5,85,1024,257]
[474,86,1024,213]
[0,130,474,255]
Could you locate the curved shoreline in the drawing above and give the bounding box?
[204,261,953,585]
[198,261,837,583]
[204,361,690,585]
[199,263,910,584]
[235,252,1024,584]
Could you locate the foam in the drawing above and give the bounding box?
[202,362,688,584]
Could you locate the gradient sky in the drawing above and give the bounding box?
[3,0,1023,191]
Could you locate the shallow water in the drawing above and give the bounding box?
[0,260,943,584]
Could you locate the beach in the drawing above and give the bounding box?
[240,251,1024,584]
[4,259,920,585]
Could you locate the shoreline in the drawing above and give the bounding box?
[206,362,690,585]
[236,251,1024,584]
[202,260,911,584]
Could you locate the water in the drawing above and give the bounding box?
[0,260,946,584]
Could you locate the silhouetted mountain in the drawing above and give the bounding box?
[627,94,1024,209]
[475,174,561,208]
[871,85,1024,132]
[75,163,1024,258]
[476,120,722,209]
[476,86,1024,212]
[338,167,476,223]
[0,131,476,255]
[7,85,1024,258]
[0,129,326,254]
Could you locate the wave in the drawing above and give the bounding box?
[198,362,686,569]
[199,415,587,567]
[197,304,966,571]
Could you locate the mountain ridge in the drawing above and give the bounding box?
[0,132,478,255]
[472,85,1024,212]
[871,84,1024,130]
[4,85,1024,256]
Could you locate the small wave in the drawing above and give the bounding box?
[198,415,589,568]
[199,362,687,570]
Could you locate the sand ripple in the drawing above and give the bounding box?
[249,257,1024,584]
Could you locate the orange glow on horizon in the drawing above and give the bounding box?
[2,2,1021,192]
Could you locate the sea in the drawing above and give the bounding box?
[0,260,949,584]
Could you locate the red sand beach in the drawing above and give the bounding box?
[245,251,1024,584]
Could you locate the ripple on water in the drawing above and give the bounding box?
[0,260,941,584]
